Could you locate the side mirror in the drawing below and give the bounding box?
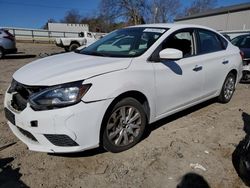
[159,48,183,60]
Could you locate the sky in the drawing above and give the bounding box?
[0,0,249,29]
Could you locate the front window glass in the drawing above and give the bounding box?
[79,27,167,57]
[163,31,194,57]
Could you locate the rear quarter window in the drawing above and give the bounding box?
[218,35,228,49]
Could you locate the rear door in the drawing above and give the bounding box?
[196,29,230,96]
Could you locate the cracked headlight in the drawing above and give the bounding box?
[29,81,91,110]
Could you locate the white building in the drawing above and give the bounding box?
[175,3,250,33]
[48,23,89,33]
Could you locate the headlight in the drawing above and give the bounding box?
[29,81,91,110]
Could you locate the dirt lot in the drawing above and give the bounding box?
[0,42,250,188]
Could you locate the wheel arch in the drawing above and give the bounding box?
[230,68,237,78]
[70,41,80,46]
[99,90,151,145]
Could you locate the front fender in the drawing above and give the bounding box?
[82,67,156,122]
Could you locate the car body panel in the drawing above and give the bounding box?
[13,52,132,85]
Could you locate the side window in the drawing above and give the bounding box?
[198,29,224,54]
[239,36,250,48]
[149,29,195,62]
[163,31,195,57]
[218,35,228,49]
[231,36,244,47]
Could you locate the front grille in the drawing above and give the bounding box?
[17,127,38,142]
[11,93,27,111]
[44,134,79,147]
[8,79,46,111]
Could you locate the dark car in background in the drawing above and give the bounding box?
[0,29,17,59]
[231,34,250,81]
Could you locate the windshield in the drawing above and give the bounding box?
[79,27,167,57]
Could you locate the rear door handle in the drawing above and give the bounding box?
[222,60,229,64]
[193,65,203,72]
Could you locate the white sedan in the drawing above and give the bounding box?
[4,24,243,153]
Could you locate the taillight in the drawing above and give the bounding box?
[240,51,244,60]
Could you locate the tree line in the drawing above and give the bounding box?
[43,0,217,32]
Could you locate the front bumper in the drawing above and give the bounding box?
[4,92,112,153]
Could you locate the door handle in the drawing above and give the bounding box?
[222,60,229,65]
[193,65,203,72]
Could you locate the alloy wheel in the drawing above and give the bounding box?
[224,76,235,100]
[106,106,142,146]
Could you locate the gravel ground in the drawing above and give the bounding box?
[0,42,250,188]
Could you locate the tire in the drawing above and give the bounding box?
[102,98,147,153]
[68,43,80,51]
[64,47,70,52]
[218,73,236,103]
[0,48,4,59]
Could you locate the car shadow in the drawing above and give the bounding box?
[232,112,250,187]
[3,53,36,59]
[177,172,210,188]
[161,60,183,75]
[0,157,29,188]
[242,112,250,134]
[48,147,107,158]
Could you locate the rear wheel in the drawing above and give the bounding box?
[69,43,80,51]
[218,73,236,103]
[102,98,147,153]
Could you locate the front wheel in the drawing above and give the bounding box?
[102,98,147,153]
[218,73,236,103]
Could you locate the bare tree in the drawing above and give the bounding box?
[184,0,217,16]
[61,9,81,23]
[42,18,57,30]
[99,0,147,26]
[148,0,181,23]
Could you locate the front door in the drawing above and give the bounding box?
[151,29,204,118]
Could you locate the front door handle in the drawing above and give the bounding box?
[193,65,203,72]
[222,60,229,65]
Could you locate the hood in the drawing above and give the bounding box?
[13,52,132,86]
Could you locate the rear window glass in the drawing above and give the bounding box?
[198,29,224,54]
[4,30,14,37]
[219,35,228,49]
[239,36,250,48]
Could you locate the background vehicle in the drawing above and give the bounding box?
[231,34,250,81]
[4,24,243,153]
[222,33,231,41]
[0,29,17,59]
[55,31,97,52]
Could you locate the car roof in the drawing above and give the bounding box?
[128,23,216,31]
[234,34,250,38]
